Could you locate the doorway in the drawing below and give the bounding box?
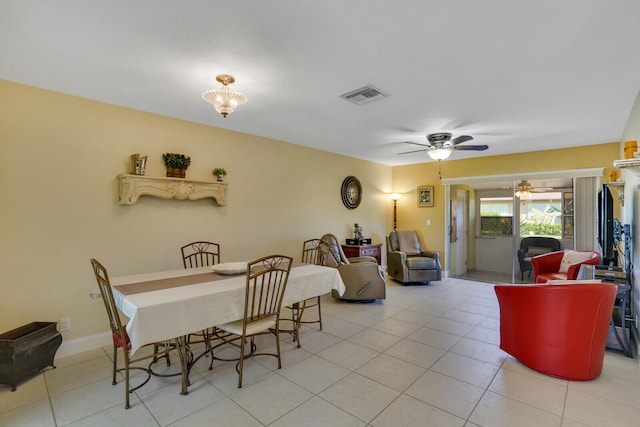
[442,170,599,284]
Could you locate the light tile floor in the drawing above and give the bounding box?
[2,277,639,426]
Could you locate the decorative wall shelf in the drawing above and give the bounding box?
[117,174,227,206]
[613,158,640,179]
[605,181,625,206]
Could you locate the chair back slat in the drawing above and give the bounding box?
[243,255,292,325]
[181,241,221,268]
[301,239,321,264]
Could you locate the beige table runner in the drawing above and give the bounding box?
[114,272,230,295]
[114,261,306,295]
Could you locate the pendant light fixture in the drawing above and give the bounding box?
[202,74,247,118]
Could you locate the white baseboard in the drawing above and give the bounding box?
[55,331,112,359]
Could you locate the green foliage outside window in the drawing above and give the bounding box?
[520,222,562,237]
[481,216,513,236]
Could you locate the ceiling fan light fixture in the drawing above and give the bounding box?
[427,147,453,160]
[515,180,533,198]
[202,74,247,118]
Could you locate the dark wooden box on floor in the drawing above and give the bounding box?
[0,322,62,391]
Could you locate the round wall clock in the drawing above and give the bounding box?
[341,176,362,209]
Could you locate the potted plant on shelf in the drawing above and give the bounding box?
[162,153,191,178]
[213,167,227,182]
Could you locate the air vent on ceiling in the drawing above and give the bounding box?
[339,85,389,105]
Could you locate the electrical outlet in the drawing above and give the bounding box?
[60,317,71,332]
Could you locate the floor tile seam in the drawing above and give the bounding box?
[498,364,571,389]
[234,373,314,425]
[46,370,122,402]
[312,343,378,373]
[431,311,480,324]
[45,357,116,382]
[349,362,419,395]
[0,371,48,413]
[446,347,506,368]
[559,377,570,422]
[41,370,62,427]
[565,383,640,411]
[483,379,566,417]
[478,389,565,422]
[343,338,398,354]
[461,361,510,426]
[309,393,372,425]
[473,357,567,419]
[375,349,434,373]
[424,364,493,392]
[55,347,114,368]
[367,325,422,339]
[401,333,461,352]
[399,390,471,424]
[437,315,485,327]
[179,395,263,427]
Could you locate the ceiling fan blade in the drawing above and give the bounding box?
[451,135,473,145]
[532,187,555,192]
[402,141,431,148]
[397,148,429,155]
[452,144,488,151]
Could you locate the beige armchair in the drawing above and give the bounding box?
[318,233,386,301]
[386,230,441,284]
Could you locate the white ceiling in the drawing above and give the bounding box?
[2,1,640,166]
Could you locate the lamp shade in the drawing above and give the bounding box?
[427,148,452,160]
[202,74,247,118]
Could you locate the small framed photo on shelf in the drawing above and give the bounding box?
[417,186,434,207]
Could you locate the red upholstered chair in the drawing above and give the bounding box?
[494,283,617,381]
[532,250,600,283]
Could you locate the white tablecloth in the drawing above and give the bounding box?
[111,264,345,354]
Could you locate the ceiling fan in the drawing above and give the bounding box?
[398,132,489,160]
[515,180,555,197]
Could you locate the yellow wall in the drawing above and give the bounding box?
[0,80,391,343]
[391,143,621,261]
[0,77,629,354]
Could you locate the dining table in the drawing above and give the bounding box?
[111,261,346,394]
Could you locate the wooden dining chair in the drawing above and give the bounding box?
[215,254,293,388]
[90,259,177,409]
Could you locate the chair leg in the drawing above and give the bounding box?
[275,327,282,370]
[112,342,118,385]
[316,296,323,331]
[123,351,131,409]
[237,335,246,388]
[293,303,302,348]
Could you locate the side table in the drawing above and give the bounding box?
[341,243,382,265]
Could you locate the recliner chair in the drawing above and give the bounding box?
[517,237,561,280]
[318,233,386,301]
[386,229,441,284]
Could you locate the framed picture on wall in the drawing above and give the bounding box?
[417,186,434,207]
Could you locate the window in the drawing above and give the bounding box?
[518,192,566,238]
[480,197,513,236]
[520,191,573,239]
